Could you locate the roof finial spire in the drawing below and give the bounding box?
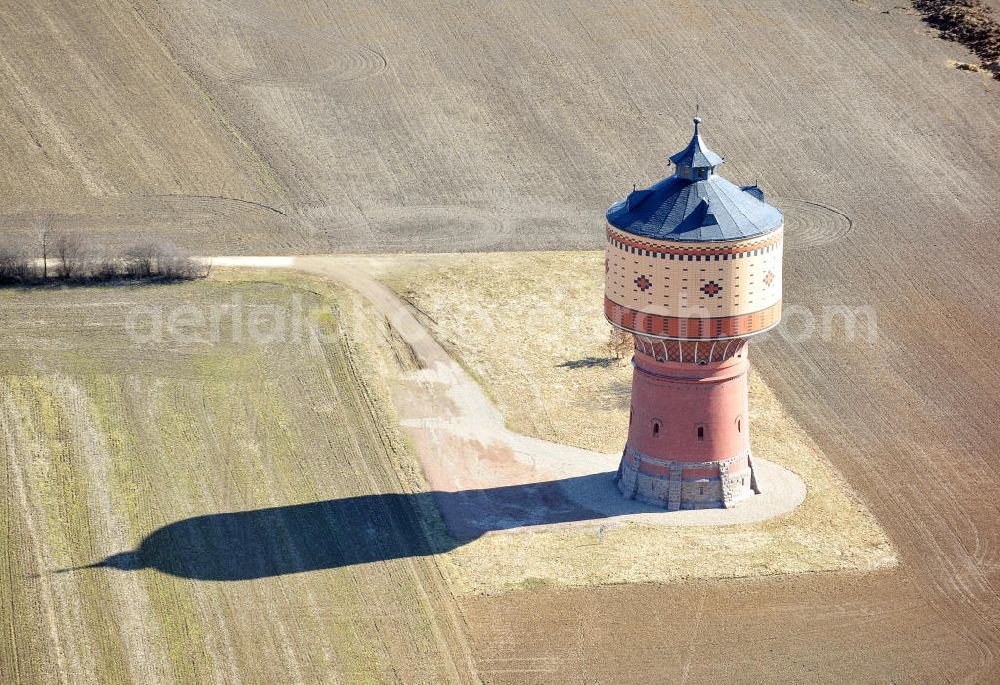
[693,101,701,134]
[670,113,722,173]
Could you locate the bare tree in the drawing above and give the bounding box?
[38,218,55,280]
[53,230,83,279]
[606,327,634,361]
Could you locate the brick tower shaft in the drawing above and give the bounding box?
[616,343,758,509]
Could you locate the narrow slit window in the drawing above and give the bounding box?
[697,426,704,441]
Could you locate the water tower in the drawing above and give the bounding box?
[606,117,783,510]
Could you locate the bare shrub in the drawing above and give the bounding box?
[606,327,634,360]
[121,239,208,281]
[123,240,160,279]
[0,245,38,284]
[0,233,207,287]
[82,245,120,281]
[157,243,209,280]
[53,231,84,279]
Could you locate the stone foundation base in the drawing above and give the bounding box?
[613,446,760,510]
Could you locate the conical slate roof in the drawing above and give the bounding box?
[607,119,782,242]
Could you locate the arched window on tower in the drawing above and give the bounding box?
[653,420,661,437]
[697,425,705,441]
[737,417,742,433]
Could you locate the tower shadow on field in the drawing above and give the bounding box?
[58,472,647,581]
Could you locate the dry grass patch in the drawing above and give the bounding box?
[364,251,897,593]
[372,251,631,455]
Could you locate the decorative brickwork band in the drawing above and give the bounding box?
[613,445,758,509]
[606,297,782,340]
[634,335,748,364]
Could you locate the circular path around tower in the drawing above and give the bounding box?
[557,458,805,527]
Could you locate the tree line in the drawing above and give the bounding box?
[0,223,209,285]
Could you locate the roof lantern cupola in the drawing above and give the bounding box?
[669,117,723,180]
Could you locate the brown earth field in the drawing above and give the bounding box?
[1,0,1000,683]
